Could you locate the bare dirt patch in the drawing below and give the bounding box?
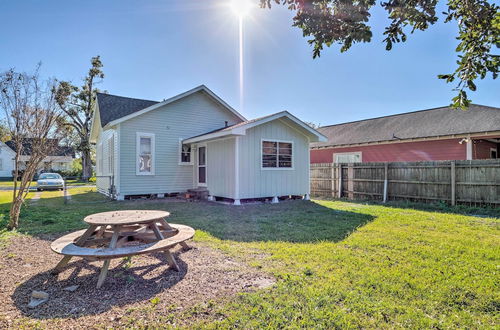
[0,235,274,328]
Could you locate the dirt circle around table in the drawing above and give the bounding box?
[83,210,170,225]
[1,235,275,328]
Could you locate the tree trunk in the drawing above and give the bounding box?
[82,148,92,181]
[8,196,22,230]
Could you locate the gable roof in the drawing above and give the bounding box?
[95,85,246,129]
[5,139,75,157]
[312,104,500,148]
[96,93,159,127]
[183,111,327,143]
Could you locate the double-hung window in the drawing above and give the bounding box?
[136,132,155,175]
[262,140,293,169]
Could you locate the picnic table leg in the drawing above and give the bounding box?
[96,225,120,289]
[159,218,191,250]
[51,225,98,275]
[164,249,180,271]
[51,255,72,274]
[150,222,180,272]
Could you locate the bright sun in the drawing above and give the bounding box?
[229,0,253,17]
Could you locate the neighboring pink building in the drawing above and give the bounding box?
[311,104,500,163]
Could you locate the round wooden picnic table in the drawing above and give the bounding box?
[84,210,170,226]
[50,210,194,288]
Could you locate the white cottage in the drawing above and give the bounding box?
[90,85,326,204]
[1,139,75,177]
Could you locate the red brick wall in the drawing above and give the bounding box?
[311,138,467,163]
[473,140,498,159]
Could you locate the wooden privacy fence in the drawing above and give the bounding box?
[310,159,500,206]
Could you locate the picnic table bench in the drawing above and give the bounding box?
[50,210,195,288]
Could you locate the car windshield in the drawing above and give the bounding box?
[39,174,61,180]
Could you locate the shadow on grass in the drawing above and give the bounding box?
[12,251,188,319]
[319,197,500,218]
[1,191,375,243]
[4,192,374,319]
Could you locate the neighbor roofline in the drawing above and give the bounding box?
[103,85,247,128]
[311,130,500,149]
[318,104,500,129]
[0,141,16,155]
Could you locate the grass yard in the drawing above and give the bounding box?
[0,189,498,328]
[0,179,94,188]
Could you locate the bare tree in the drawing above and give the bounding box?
[0,66,62,230]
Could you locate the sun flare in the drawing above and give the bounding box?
[229,0,253,18]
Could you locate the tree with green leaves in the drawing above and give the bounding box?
[55,56,104,180]
[0,120,11,142]
[261,0,499,108]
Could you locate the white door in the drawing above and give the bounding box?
[197,145,207,187]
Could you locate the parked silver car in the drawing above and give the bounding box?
[37,173,65,191]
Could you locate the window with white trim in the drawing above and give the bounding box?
[262,140,292,168]
[179,139,192,165]
[491,148,498,159]
[136,132,154,175]
[334,152,362,163]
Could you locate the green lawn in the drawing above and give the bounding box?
[0,179,94,188]
[0,189,498,328]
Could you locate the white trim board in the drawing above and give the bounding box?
[183,111,327,144]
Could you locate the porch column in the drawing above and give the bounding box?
[233,136,241,206]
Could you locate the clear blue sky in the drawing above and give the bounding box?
[1,0,498,126]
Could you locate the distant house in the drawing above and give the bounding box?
[3,139,75,176]
[311,104,500,163]
[0,142,16,178]
[90,85,326,203]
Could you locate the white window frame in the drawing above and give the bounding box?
[260,139,294,170]
[178,138,193,165]
[333,151,362,163]
[136,132,155,176]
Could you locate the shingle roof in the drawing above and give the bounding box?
[96,93,159,126]
[312,104,500,148]
[5,139,75,157]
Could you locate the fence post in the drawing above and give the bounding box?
[383,163,388,203]
[338,164,342,198]
[330,163,335,198]
[347,163,354,199]
[450,161,456,206]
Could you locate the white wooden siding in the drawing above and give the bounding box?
[206,138,236,198]
[237,118,310,199]
[119,91,242,195]
[96,128,117,195]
